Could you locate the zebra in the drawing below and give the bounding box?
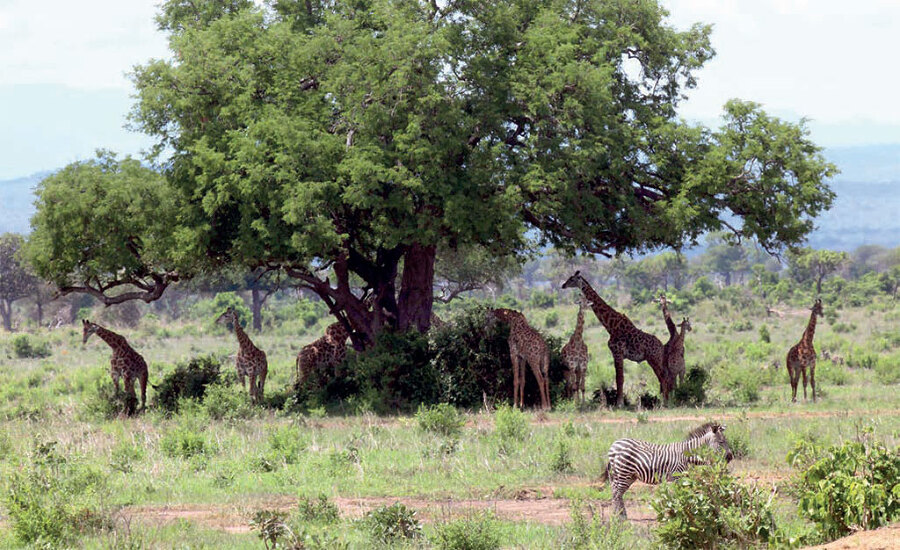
[600,422,734,518]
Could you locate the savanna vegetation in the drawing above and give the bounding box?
[2,0,899,548]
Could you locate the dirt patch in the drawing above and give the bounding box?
[802,523,900,549]
[122,494,655,534]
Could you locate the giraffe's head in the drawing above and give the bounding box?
[679,317,692,333]
[561,270,586,290]
[811,298,823,317]
[82,319,99,344]
[687,422,733,462]
[325,322,349,344]
[215,307,238,329]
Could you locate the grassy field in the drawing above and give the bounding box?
[0,295,898,548]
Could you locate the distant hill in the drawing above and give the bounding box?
[1,146,899,250]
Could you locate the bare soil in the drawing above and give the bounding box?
[802,523,900,550]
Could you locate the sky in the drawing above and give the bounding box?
[1,0,899,180]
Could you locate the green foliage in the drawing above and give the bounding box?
[160,425,211,459]
[415,403,465,439]
[153,354,222,413]
[10,334,51,358]
[671,367,709,407]
[874,355,900,384]
[790,434,900,540]
[564,500,634,550]
[0,232,37,331]
[266,425,308,466]
[84,378,139,419]
[529,290,556,309]
[192,292,251,328]
[545,310,560,328]
[494,403,529,453]
[3,441,112,547]
[432,512,502,550]
[362,502,422,544]
[652,455,776,549]
[296,494,340,524]
[758,324,771,343]
[550,438,574,473]
[201,381,256,420]
[109,442,144,474]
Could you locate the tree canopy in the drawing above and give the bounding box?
[27,0,837,348]
[0,233,36,331]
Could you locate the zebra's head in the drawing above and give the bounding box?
[687,422,734,462]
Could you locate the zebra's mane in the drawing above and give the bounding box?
[685,422,720,440]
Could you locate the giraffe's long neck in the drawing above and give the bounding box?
[802,311,818,344]
[94,326,128,351]
[232,319,254,350]
[577,281,620,329]
[572,306,585,341]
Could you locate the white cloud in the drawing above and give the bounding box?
[0,0,168,90]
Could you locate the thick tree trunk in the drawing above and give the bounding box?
[397,243,436,332]
[0,299,11,332]
[251,288,263,332]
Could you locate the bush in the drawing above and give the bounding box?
[416,403,464,439]
[153,354,222,413]
[528,289,556,309]
[758,324,771,343]
[11,334,52,358]
[296,494,340,524]
[652,454,776,549]
[190,292,251,328]
[789,435,900,540]
[160,425,211,459]
[494,403,529,453]
[267,425,308,465]
[671,367,708,407]
[432,512,502,550]
[874,356,900,384]
[563,500,633,550]
[3,441,112,547]
[202,381,255,420]
[430,304,567,409]
[550,438,574,473]
[84,377,140,419]
[362,502,422,543]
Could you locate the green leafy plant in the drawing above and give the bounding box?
[296,494,340,524]
[652,453,776,549]
[671,367,708,407]
[415,403,465,439]
[564,499,633,550]
[11,334,52,358]
[153,354,222,413]
[789,434,900,540]
[494,403,529,453]
[361,502,422,544]
[432,512,502,550]
[550,438,574,473]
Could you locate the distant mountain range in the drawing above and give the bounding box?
[2,146,899,250]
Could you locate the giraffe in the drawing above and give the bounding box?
[215,307,268,403]
[296,322,350,385]
[658,294,691,387]
[561,297,590,403]
[562,271,672,406]
[488,308,551,410]
[786,298,823,402]
[82,319,148,413]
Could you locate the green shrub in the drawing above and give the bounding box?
[153,354,222,413]
[3,441,112,547]
[362,502,422,543]
[202,381,255,420]
[160,426,211,459]
[267,425,308,465]
[758,324,771,343]
[416,403,464,439]
[190,292,251,327]
[494,403,529,453]
[671,367,708,407]
[528,289,556,309]
[11,334,52,358]
[563,499,633,550]
[545,311,559,328]
[874,356,900,384]
[550,438,574,473]
[432,512,502,550]
[108,442,144,474]
[789,435,900,540]
[296,494,340,524]
[250,508,346,550]
[84,378,139,419]
[652,455,776,549]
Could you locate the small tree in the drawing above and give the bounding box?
[789,248,849,294]
[0,233,36,331]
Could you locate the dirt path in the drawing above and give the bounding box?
[801,523,900,550]
[309,407,900,430]
[122,494,655,534]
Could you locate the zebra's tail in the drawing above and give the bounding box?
[599,461,610,482]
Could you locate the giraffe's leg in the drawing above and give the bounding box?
[810,361,816,402]
[609,346,625,407]
[123,375,137,415]
[139,370,148,411]
[257,368,267,402]
[511,354,521,408]
[580,368,587,403]
[537,355,550,410]
[249,373,258,403]
[788,365,798,402]
[801,366,808,401]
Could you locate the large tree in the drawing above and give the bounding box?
[28,0,836,349]
[0,233,36,331]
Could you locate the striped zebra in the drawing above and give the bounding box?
[600,422,734,518]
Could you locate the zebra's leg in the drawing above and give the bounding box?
[611,477,634,518]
